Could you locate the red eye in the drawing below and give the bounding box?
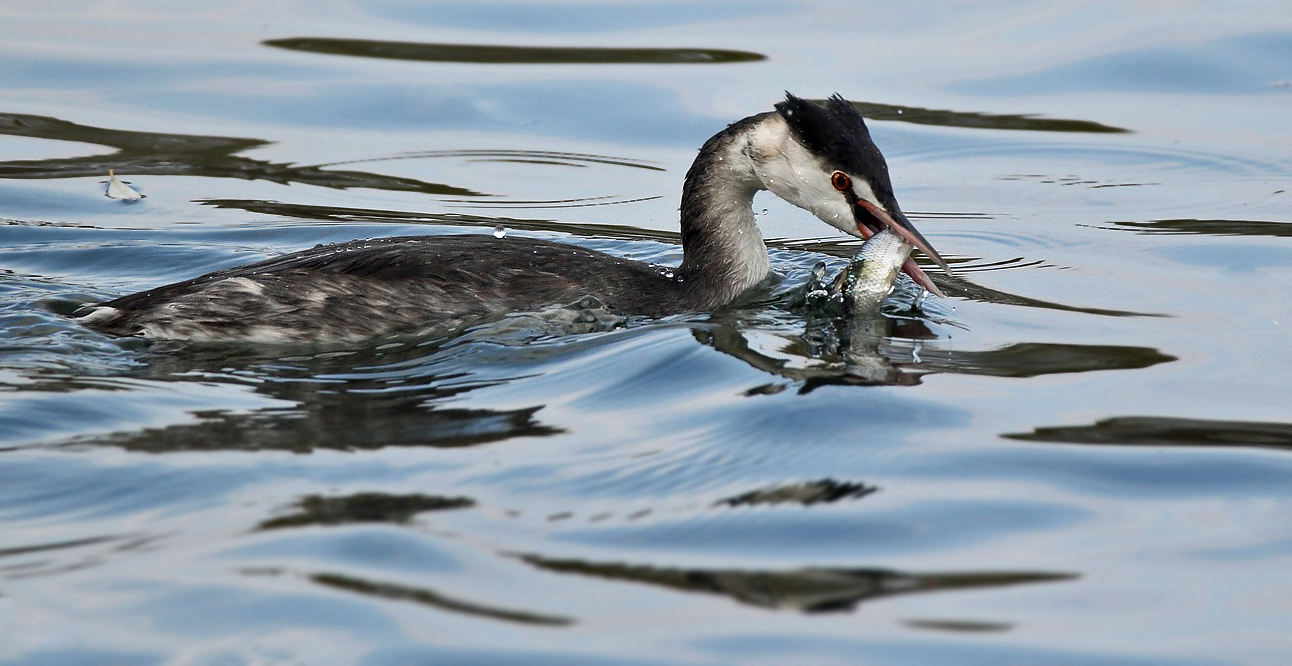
[830,171,851,192]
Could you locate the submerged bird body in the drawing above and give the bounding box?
[83,236,698,342]
[79,94,948,342]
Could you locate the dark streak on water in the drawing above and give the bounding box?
[265,37,768,65]
[0,112,480,196]
[2,3,1292,665]
[846,101,1131,134]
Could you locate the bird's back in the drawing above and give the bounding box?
[81,235,687,342]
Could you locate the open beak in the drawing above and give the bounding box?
[852,200,949,298]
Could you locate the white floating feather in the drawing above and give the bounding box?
[105,169,145,201]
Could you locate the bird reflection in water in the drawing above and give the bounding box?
[700,270,1174,393]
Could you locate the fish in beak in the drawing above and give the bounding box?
[774,93,951,298]
[850,200,948,298]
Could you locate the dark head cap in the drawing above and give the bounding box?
[774,93,896,202]
[774,93,950,292]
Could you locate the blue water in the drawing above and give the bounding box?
[3,2,1292,665]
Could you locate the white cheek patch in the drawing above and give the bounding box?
[811,191,858,236]
[754,139,853,234]
[850,178,879,209]
[746,117,888,239]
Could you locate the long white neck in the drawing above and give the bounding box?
[677,113,778,308]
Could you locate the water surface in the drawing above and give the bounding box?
[2,2,1291,665]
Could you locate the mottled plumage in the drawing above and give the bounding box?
[79,93,947,342]
[83,235,691,342]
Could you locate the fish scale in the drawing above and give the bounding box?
[829,229,912,313]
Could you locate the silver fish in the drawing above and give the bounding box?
[829,229,912,313]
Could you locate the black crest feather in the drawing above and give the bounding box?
[774,92,896,200]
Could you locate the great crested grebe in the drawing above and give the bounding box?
[78,93,949,343]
